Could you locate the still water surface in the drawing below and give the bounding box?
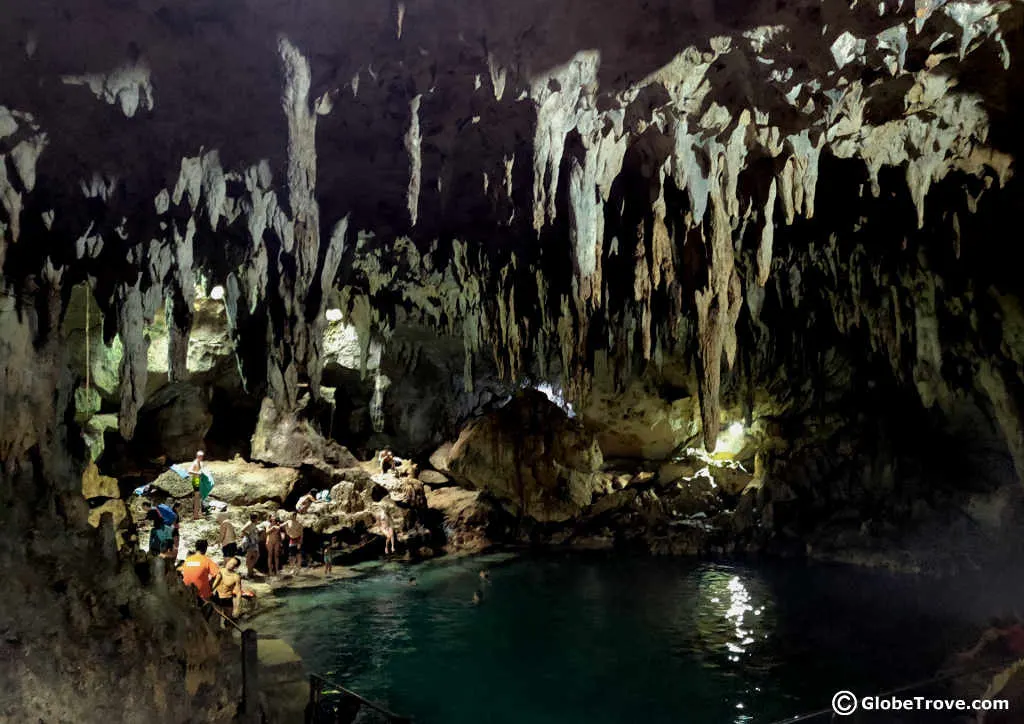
[257,553,1006,723]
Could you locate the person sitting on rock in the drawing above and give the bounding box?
[181,539,220,604]
[296,490,317,514]
[284,512,304,570]
[218,513,238,558]
[265,516,283,576]
[377,507,397,555]
[212,557,243,619]
[379,449,395,474]
[187,450,206,521]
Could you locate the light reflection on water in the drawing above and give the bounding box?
[257,554,979,724]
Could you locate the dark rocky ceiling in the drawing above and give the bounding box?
[1,0,1023,466]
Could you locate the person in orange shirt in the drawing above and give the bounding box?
[181,539,221,601]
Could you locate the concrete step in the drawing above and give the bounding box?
[261,678,309,724]
[258,636,306,685]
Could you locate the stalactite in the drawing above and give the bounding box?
[273,35,324,409]
[757,178,777,286]
[61,59,155,118]
[650,167,674,290]
[404,94,422,228]
[487,52,507,102]
[530,51,600,232]
[778,130,824,224]
[116,279,148,440]
[166,217,196,383]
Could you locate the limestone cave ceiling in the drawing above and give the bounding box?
[1,0,1023,458]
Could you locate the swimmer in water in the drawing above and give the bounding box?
[472,590,483,605]
[479,569,490,582]
[408,577,417,586]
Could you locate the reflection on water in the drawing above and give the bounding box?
[257,554,1003,724]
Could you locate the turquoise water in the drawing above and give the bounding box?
[256,553,1001,723]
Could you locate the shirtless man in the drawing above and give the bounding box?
[284,512,304,570]
[187,450,206,520]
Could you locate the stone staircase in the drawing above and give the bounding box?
[229,630,308,723]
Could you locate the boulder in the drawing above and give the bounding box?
[82,461,119,499]
[426,487,508,552]
[447,390,604,522]
[580,377,701,459]
[150,468,193,498]
[429,442,454,472]
[712,465,753,497]
[418,469,450,486]
[392,479,428,509]
[203,458,301,506]
[329,481,363,514]
[251,397,359,469]
[328,469,390,514]
[657,460,701,485]
[587,489,639,518]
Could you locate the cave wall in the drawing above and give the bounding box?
[0,285,236,721]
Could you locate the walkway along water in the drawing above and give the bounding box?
[204,601,412,723]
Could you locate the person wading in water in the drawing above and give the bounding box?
[188,450,206,520]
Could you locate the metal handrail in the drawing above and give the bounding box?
[309,672,413,723]
[203,599,245,633]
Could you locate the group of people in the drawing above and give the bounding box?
[153,446,423,620]
[216,509,307,577]
[179,539,246,619]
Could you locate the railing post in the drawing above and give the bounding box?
[305,675,322,724]
[241,628,260,722]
